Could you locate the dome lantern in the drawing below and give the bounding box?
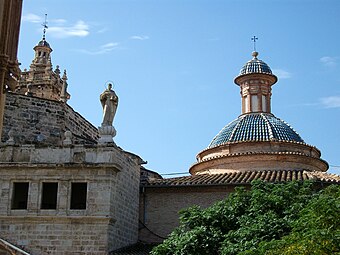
[234,51,277,114]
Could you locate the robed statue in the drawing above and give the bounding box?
[100,83,118,127]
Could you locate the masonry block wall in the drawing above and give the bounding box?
[2,93,99,145]
[139,186,235,243]
[0,145,141,254]
[108,150,141,251]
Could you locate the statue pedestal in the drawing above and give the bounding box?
[98,125,116,144]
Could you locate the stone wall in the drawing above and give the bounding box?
[0,217,110,254]
[64,106,99,144]
[105,150,141,251]
[0,144,141,254]
[139,186,236,243]
[2,93,98,146]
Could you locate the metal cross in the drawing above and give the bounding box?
[42,14,48,40]
[251,36,258,51]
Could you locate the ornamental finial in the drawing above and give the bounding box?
[42,14,48,40]
[252,51,259,59]
[251,36,258,52]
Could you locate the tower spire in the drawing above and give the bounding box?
[42,14,48,40]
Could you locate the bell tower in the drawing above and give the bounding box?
[32,15,52,67]
[15,14,70,102]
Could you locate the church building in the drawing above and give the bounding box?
[0,24,339,255]
[136,50,339,246]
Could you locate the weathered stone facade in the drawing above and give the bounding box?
[2,93,98,145]
[0,28,145,254]
[0,144,141,254]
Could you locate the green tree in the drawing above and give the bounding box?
[245,184,340,255]
[151,181,340,255]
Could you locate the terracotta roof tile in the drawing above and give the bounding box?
[143,170,340,187]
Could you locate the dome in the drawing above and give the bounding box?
[37,39,50,48]
[209,113,304,148]
[238,51,273,76]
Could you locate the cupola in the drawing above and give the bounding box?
[189,48,328,175]
[235,51,277,114]
[32,38,52,65]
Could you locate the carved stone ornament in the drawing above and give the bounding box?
[6,130,15,145]
[98,126,116,144]
[63,130,73,146]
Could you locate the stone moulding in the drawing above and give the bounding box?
[0,215,115,224]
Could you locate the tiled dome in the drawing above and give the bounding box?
[238,51,273,76]
[209,113,304,148]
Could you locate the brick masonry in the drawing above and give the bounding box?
[139,186,236,243]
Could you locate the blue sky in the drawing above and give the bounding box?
[19,0,340,175]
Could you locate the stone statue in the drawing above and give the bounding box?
[100,83,118,127]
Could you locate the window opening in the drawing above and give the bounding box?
[70,183,87,210]
[41,182,58,209]
[12,182,29,210]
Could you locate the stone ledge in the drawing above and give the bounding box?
[0,215,116,224]
[0,162,122,171]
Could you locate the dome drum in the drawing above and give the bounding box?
[197,140,322,162]
[190,152,329,175]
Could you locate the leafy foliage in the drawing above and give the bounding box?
[151,181,340,255]
[246,184,340,255]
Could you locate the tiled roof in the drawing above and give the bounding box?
[238,52,273,76]
[209,113,304,148]
[110,243,156,255]
[143,170,340,187]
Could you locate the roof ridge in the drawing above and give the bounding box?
[260,113,274,140]
[229,114,244,142]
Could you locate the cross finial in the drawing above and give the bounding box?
[41,14,48,40]
[251,36,258,51]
